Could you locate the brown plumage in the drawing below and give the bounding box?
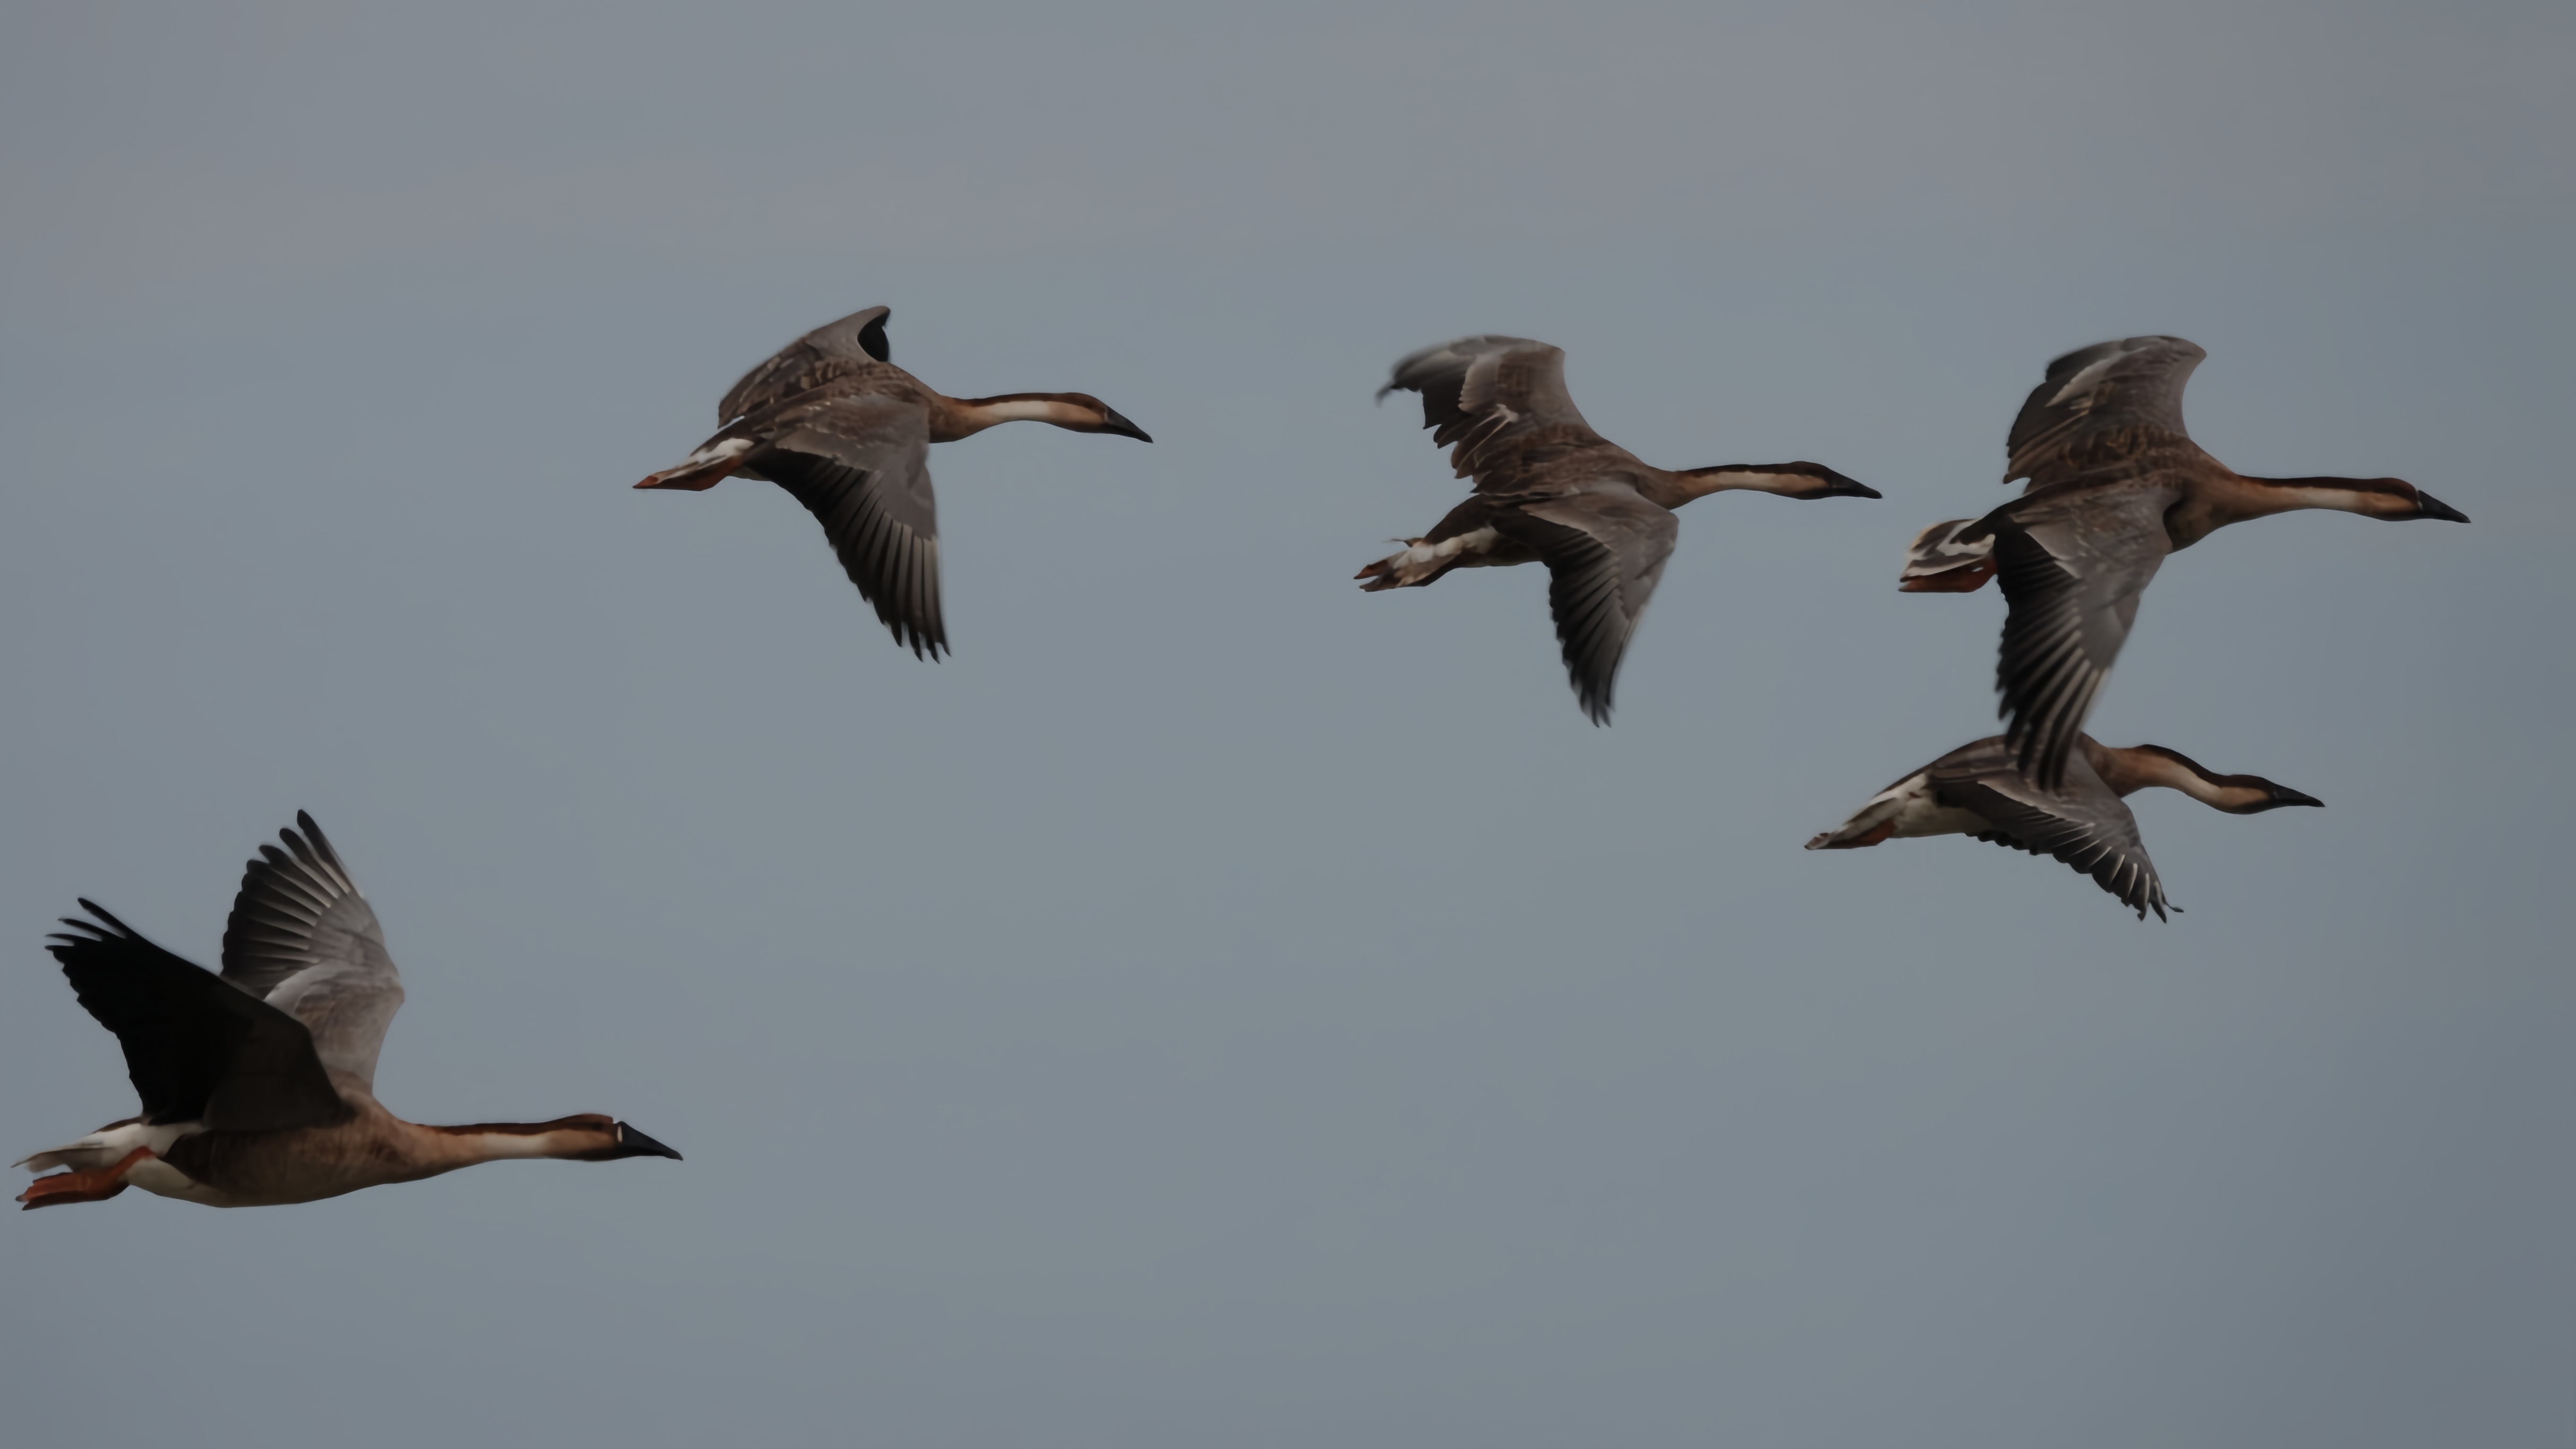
[1360,335,1881,723]
[637,305,1152,659]
[15,814,681,1210]
[1899,336,2468,789]
[1806,734,2323,919]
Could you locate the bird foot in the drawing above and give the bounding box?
[18,1147,153,1210]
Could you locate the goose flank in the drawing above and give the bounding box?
[638,305,1152,659]
[1362,335,1880,723]
[16,814,681,1210]
[1898,336,2467,789]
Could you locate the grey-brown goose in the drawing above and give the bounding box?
[15,814,680,1210]
[1899,336,2468,789]
[637,305,1151,659]
[1361,335,1881,722]
[1806,734,2322,919]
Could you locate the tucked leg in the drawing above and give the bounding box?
[18,1147,154,1210]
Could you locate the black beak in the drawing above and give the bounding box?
[2248,784,2325,812]
[1805,465,1881,500]
[607,1122,683,1160]
[1096,407,1152,444]
[2414,491,2469,523]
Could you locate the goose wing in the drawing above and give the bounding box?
[753,392,946,658]
[50,902,350,1130]
[1991,481,2176,790]
[2005,336,2205,490]
[1485,488,1680,725]
[1930,748,2171,919]
[718,305,894,425]
[1379,336,1600,483]
[220,813,406,1095]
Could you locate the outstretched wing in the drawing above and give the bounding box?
[755,392,946,658]
[718,305,894,425]
[1992,483,2175,790]
[1486,488,1681,725]
[2005,336,2205,490]
[1933,750,2171,919]
[1379,336,1600,482]
[221,813,406,1095]
[49,903,350,1130]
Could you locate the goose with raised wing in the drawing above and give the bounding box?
[1899,336,2468,789]
[638,305,1151,658]
[16,814,681,1210]
[1806,735,2322,919]
[1361,335,1881,723]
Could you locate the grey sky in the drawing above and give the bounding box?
[3,3,2569,1445]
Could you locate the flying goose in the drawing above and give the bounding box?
[1899,336,2468,789]
[1361,335,1881,722]
[16,814,680,1210]
[637,305,1151,658]
[1806,734,2322,919]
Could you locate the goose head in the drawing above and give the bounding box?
[2204,776,2326,815]
[947,392,1153,441]
[572,1116,686,1161]
[2112,745,2325,814]
[1676,462,1881,501]
[2244,475,2469,523]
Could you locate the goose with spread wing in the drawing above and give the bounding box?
[1899,336,2468,790]
[1806,734,2322,919]
[637,305,1151,659]
[1360,335,1881,723]
[16,814,680,1210]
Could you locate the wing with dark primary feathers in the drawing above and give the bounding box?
[221,813,405,1094]
[1931,750,2171,919]
[2005,336,2205,490]
[719,305,894,424]
[49,903,351,1130]
[1378,336,1600,483]
[1992,482,2175,790]
[755,392,945,658]
[1486,489,1680,725]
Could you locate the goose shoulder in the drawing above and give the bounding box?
[2005,335,2206,491]
[719,304,895,424]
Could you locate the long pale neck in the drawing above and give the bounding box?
[412,1115,617,1169]
[2207,473,2417,522]
[934,392,1099,440]
[2091,744,2265,810]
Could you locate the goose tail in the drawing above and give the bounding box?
[1898,518,1997,592]
[636,437,754,492]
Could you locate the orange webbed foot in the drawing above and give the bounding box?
[17,1147,153,1210]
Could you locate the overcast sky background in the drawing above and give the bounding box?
[3,3,2569,1445]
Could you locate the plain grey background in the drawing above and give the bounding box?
[3,3,2569,1445]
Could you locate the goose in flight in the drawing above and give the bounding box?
[1361,335,1881,723]
[637,305,1151,658]
[16,814,681,1210]
[1806,734,2322,919]
[1899,336,2468,789]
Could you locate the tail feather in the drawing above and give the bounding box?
[1356,538,1462,591]
[636,437,755,492]
[1898,518,1996,592]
